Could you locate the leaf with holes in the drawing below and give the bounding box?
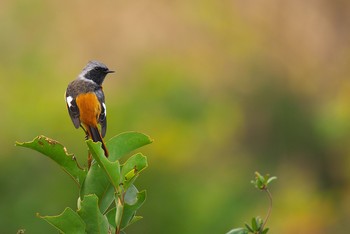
[16,135,86,186]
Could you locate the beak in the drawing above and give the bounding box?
[107,70,115,74]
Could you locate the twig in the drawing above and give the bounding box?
[260,188,272,233]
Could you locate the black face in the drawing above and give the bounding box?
[85,66,113,85]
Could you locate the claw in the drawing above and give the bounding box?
[80,124,90,140]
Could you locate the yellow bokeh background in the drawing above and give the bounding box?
[1,1,350,233]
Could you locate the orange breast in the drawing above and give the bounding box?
[75,92,101,127]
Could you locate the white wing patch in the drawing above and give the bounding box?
[102,103,107,116]
[66,96,73,108]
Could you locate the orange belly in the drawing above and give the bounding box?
[75,92,101,127]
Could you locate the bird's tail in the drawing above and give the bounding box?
[87,125,109,157]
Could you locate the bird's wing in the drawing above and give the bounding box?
[95,88,107,137]
[65,93,81,129]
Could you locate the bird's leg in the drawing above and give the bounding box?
[80,124,89,140]
[80,125,93,169]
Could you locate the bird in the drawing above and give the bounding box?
[65,60,114,158]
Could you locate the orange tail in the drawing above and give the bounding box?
[87,126,109,157]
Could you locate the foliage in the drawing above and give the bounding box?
[16,132,153,234]
[226,172,276,234]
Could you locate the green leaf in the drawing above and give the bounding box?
[81,132,152,213]
[266,176,277,185]
[86,140,120,191]
[77,194,109,234]
[86,140,145,228]
[106,185,146,229]
[80,164,114,214]
[128,216,143,226]
[16,135,86,187]
[105,207,117,229]
[121,153,148,190]
[123,185,140,205]
[39,207,85,234]
[262,227,270,234]
[226,228,249,234]
[244,223,254,232]
[121,186,147,230]
[253,217,264,231]
[251,217,258,231]
[106,132,153,161]
[255,172,266,189]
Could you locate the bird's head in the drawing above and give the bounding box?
[79,60,114,85]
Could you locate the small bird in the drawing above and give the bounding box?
[65,60,114,157]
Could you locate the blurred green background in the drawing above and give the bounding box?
[1,0,350,233]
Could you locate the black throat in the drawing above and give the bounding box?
[85,70,107,86]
